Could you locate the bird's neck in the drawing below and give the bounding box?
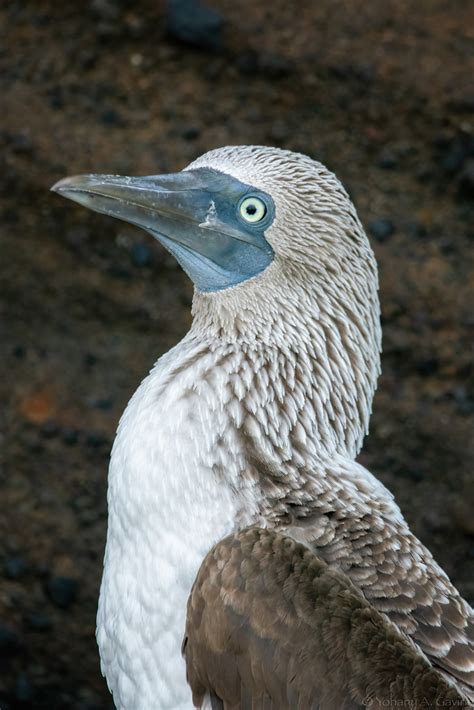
[189,269,381,465]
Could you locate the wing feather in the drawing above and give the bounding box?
[184,528,469,709]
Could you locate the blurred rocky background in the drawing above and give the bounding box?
[1,0,473,707]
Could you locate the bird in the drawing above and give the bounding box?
[52,146,474,710]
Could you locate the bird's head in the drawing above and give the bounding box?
[53,146,381,455]
[53,145,380,350]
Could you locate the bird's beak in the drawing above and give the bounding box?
[51,169,274,292]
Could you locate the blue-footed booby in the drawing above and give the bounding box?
[52,146,473,710]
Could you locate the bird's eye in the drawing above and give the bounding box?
[239,196,267,223]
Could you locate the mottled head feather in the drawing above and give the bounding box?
[188,145,374,270]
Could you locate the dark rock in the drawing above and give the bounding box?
[65,225,90,248]
[458,159,474,198]
[181,125,200,141]
[405,220,427,238]
[85,431,109,448]
[36,563,50,579]
[47,86,64,110]
[40,420,59,439]
[269,120,290,143]
[46,576,79,609]
[78,49,99,71]
[90,397,114,411]
[13,345,26,359]
[10,131,33,155]
[3,208,19,225]
[91,0,121,21]
[415,357,439,376]
[4,557,27,579]
[203,59,222,80]
[329,62,375,83]
[95,21,122,39]
[236,51,258,75]
[15,672,33,703]
[131,243,154,267]
[166,0,224,52]
[100,109,125,127]
[453,387,474,416]
[442,141,466,173]
[258,52,292,79]
[84,353,98,367]
[438,133,474,175]
[236,50,291,79]
[61,427,79,445]
[448,94,474,114]
[400,469,424,482]
[77,701,104,710]
[439,237,455,255]
[24,612,53,631]
[28,441,44,455]
[377,149,398,170]
[451,497,474,535]
[416,166,433,183]
[368,218,395,242]
[126,14,146,39]
[0,625,20,655]
[108,263,132,279]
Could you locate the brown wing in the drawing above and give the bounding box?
[280,506,474,698]
[345,517,474,696]
[239,438,474,698]
[183,528,469,709]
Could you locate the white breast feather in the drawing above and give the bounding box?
[97,338,256,710]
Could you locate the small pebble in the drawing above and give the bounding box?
[46,576,79,609]
[91,0,121,21]
[377,150,398,170]
[0,625,20,654]
[85,431,109,448]
[90,397,114,411]
[61,427,79,446]
[453,387,474,416]
[24,612,53,631]
[236,51,258,75]
[405,220,426,238]
[65,225,90,248]
[15,672,33,702]
[4,557,27,580]
[415,357,439,376]
[100,109,125,127]
[13,345,26,359]
[131,243,153,267]
[40,420,59,439]
[181,125,200,141]
[166,0,224,52]
[368,218,395,242]
[130,53,144,67]
[259,52,292,79]
[10,132,33,155]
[84,353,98,367]
[458,159,474,198]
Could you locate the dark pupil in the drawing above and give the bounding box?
[246,204,257,215]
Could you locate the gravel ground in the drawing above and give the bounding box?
[1,1,473,707]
